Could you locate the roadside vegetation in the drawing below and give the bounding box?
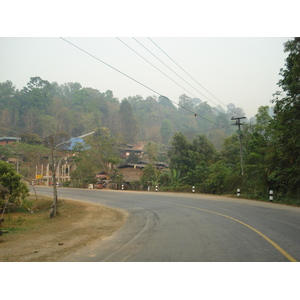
[0,195,66,235]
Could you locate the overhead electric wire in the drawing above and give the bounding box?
[116,37,198,99]
[148,37,240,117]
[60,37,160,97]
[132,37,221,110]
[60,37,223,128]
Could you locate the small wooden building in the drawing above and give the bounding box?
[118,163,146,183]
[118,161,169,183]
[0,137,20,145]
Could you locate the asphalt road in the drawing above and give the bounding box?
[31,186,300,262]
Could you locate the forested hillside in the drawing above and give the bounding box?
[0,76,242,148]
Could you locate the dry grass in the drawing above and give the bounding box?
[0,195,127,262]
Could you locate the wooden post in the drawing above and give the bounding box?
[50,136,59,217]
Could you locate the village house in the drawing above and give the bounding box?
[0,137,20,146]
[119,144,143,159]
[118,161,169,184]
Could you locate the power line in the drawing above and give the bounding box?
[60,37,161,97]
[60,37,223,128]
[116,37,198,99]
[133,37,221,110]
[148,37,240,117]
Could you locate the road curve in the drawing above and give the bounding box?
[31,186,300,262]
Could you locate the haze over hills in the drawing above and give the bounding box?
[0,77,248,149]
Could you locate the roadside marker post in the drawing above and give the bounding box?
[237,188,241,197]
[269,190,273,201]
[155,185,158,192]
[122,184,124,190]
[192,186,195,193]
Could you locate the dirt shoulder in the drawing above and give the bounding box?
[0,198,127,262]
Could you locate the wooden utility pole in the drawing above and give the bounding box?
[49,136,59,217]
[231,117,246,176]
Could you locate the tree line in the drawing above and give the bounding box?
[0,75,243,148]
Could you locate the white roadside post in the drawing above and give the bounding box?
[192,186,195,193]
[269,190,273,201]
[237,188,241,197]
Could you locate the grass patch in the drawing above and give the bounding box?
[1,195,72,235]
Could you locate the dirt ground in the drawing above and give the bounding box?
[0,199,127,262]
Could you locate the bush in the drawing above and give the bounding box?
[0,161,29,210]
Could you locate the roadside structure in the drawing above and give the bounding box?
[118,161,169,184]
[0,137,20,146]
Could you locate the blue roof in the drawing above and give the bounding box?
[68,138,85,150]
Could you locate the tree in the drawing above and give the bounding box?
[220,134,240,172]
[19,132,43,145]
[168,132,191,178]
[160,119,172,145]
[20,77,53,111]
[202,160,232,194]
[168,132,217,185]
[242,109,272,195]
[119,99,138,144]
[270,38,300,196]
[0,80,16,110]
[144,141,158,163]
[141,164,159,186]
[0,161,29,208]
[71,127,121,187]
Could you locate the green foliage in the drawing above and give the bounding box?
[19,132,43,145]
[70,127,121,187]
[143,141,158,163]
[110,168,124,185]
[158,170,171,186]
[0,145,12,160]
[169,169,183,187]
[168,132,217,185]
[0,161,29,208]
[141,164,159,186]
[128,180,142,190]
[0,78,238,147]
[202,161,232,194]
[269,38,300,196]
[119,99,139,144]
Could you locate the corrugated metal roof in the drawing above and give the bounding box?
[0,137,21,141]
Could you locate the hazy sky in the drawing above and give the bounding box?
[0,37,290,118]
[1,1,296,120]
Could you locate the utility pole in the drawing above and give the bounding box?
[231,117,246,176]
[49,136,59,217]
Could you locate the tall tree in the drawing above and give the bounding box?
[270,38,300,196]
[119,99,138,144]
[168,132,217,183]
[160,119,172,145]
